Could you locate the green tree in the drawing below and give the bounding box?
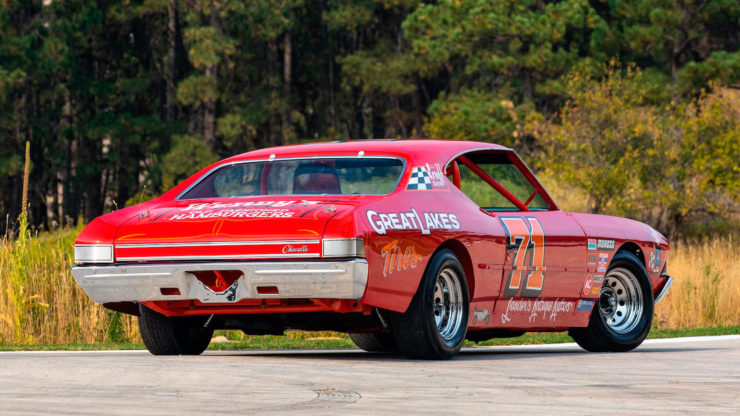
[615,0,740,94]
[541,65,740,237]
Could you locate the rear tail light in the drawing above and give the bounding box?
[322,238,365,258]
[74,245,114,263]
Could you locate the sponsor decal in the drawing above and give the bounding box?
[169,208,295,220]
[577,299,595,311]
[587,254,598,266]
[380,240,423,277]
[499,217,546,298]
[597,253,609,272]
[183,200,319,210]
[407,166,433,190]
[597,239,615,251]
[583,275,594,296]
[472,306,491,325]
[282,244,309,254]
[366,209,460,235]
[501,297,574,324]
[583,274,604,296]
[167,200,322,221]
[588,239,597,250]
[649,246,662,273]
[426,163,446,187]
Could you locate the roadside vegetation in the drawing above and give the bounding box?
[1,226,737,346]
[1,1,738,349]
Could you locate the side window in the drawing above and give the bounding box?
[457,160,517,210]
[454,152,551,212]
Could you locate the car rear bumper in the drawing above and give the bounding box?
[71,260,368,304]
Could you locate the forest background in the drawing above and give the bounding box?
[0,0,738,345]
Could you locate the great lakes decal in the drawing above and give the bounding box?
[366,209,460,235]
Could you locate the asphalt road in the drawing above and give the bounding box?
[1,335,738,415]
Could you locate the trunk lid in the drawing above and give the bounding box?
[113,198,353,262]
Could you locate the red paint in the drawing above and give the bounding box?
[76,140,671,333]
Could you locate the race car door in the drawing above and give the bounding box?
[449,150,588,327]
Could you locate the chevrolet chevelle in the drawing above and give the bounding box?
[72,140,673,359]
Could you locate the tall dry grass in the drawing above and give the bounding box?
[0,228,737,345]
[0,225,139,345]
[653,237,739,329]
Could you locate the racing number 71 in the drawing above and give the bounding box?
[499,217,545,298]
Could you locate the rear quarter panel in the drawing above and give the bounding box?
[358,169,507,314]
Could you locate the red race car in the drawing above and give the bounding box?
[72,140,673,359]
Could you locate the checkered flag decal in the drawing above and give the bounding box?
[407,167,433,190]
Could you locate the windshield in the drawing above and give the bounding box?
[179,157,404,199]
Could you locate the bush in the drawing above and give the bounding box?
[540,65,740,238]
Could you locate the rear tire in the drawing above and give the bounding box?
[391,249,469,360]
[569,251,653,352]
[138,305,214,355]
[348,332,398,353]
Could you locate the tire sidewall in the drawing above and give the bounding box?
[418,249,469,358]
[592,251,654,350]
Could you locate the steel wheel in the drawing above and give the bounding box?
[391,249,469,359]
[598,267,643,334]
[569,250,654,353]
[433,267,465,342]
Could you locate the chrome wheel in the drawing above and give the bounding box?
[432,267,464,342]
[598,267,644,334]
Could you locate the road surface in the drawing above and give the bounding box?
[1,335,738,415]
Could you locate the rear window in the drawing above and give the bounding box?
[180,157,404,199]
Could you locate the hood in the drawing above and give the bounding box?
[112,198,354,262]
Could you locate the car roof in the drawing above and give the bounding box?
[221,139,511,165]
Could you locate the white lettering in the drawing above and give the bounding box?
[367,208,461,234]
[366,210,386,235]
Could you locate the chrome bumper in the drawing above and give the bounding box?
[654,275,674,304]
[71,260,368,304]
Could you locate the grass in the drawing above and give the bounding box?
[0,225,140,345]
[0,326,736,352]
[1,224,738,346]
[652,237,740,329]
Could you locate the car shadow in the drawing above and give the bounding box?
[205,345,717,361]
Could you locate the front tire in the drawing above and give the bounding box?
[391,249,469,359]
[569,251,654,352]
[138,305,214,355]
